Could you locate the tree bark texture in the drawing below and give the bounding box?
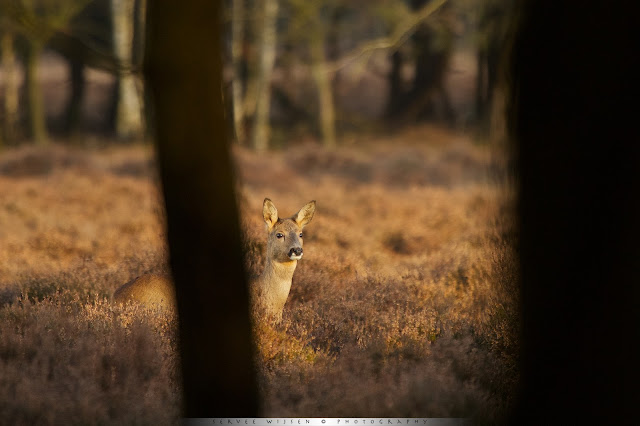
[144,0,259,417]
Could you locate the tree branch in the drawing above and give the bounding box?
[326,0,449,73]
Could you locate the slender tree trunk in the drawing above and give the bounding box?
[385,50,404,118]
[310,33,336,149]
[241,0,259,136]
[251,0,278,152]
[64,59,85,137]
[144,0,258,417]
[112,0,143,140]
[475,49,487,123]
[25,40,47,145]
[2,33,19,145]
[134,0,147,63]
[231,0,246,144]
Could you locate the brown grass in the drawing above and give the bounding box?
[0,125,518,423]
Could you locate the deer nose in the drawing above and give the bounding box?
[289,247,303,257]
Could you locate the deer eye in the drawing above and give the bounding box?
[299,233,303,238]
[276,233,284,239]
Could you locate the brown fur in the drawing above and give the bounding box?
[113,199,316,321]
[113,273,175,309]
[252,198,315,321]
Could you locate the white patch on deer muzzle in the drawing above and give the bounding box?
[289,254,303,260]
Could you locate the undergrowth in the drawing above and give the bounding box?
[0,127,518,423]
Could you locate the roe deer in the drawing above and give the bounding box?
[113,273,176,309]
[252,198,315,321]
[113,198,316,322]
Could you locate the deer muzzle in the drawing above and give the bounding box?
[288,247,303,260]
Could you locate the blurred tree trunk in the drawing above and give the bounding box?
[385,0,454,125]
[2,0,91,144]
[64,59,85,137]
[134,0,147,62]
[386,49,404,118]
[144,0,258,417]
[231,0,246,144]
[25,40,48,145]
[241,0,259,139]
[289,0,336,148]
[475,49,487,122]
[511,0,639,423]
[475,45,500,136]
[408,23,454,123]
[112,0,144,140]
[474,0,510,133]
[251,0,278,152]
[1,32,19,145]
[310,27,336,149]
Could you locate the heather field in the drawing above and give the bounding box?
[0,126,519,424]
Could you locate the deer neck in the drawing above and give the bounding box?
[259,258,298,309]
[261,258,297,289]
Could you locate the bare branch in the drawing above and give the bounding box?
[326,0,449,73]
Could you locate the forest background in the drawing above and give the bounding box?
[0,0,518,423]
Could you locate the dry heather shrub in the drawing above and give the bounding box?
[0,291,180,424]
[234,130,519,421]
[0,146,180,423]
[260,336,502,419]
[246,199,517,421]
[1,127,518,422]
[0,146,167,283]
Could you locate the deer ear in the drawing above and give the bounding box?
[263,198,278,229]
[295,200,316,228]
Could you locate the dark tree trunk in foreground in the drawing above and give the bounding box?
[144,0,258,418]
[511,0,639,423]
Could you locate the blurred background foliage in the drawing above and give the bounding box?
[0,0,514,149]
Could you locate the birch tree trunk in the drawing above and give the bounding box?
[251,0,278,152]
[231,0,245,144]
[112,0,144,140]
[1,32,19,145]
